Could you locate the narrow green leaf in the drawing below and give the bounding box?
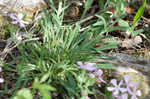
[81,0,94,19]
[96,41,119,51]
[40,73,50,83]
[132,0,146,26]
[105,26,129,32]
[67,73,77,90]
[40,84,56,91]
[132,29,144,37]
[98,0,105,10]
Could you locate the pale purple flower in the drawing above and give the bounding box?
[0,78,4,83]
[9,13,29,27]
[123,74,141,98]
[77,61,97,71]
[128,84,141,99]
[93,69,106,83]
[116,93,128,99]
[107,79,127,97]
[123,74,135,93]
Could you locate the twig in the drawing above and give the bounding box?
[75,6,114,32]
[0,38,40,60]
[79,6,114,24]
[142,16,150,23]
[79,25,91,32]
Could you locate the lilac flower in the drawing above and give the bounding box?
[93,69,106,83]
[107,79,127,97]
[128,83,141,99]
[123,74,142,99]
[0,78,4,83]
[77,61,97,71]
[9,13,29,27]
[77,61,106,85]
[123,74,135,93]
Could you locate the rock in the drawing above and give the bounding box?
[111,53,150,73]
[112,53,137,63]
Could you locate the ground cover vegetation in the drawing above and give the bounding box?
[0,0,150,99]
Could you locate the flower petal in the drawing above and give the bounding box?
[18,13,23,19]
[113,89,119,96]
[124,74,130,83]
[93,69,103,76]
[11,21,18,24]
[119,80,123,86]
[131,95,138,99]
[98,76,106,84]
[0,78,4,83]
[110,79,117,86]
[81,62,97,71]
[19,22,25,27]
[107,87,115,91]
[126,86,132,94]
[136,90,141,96]
[120,88,127,93]
[130,82,137,87]
[83,66,96,71]
[77,61,83,66]
[9,14,17,20]
[121,93,128,99]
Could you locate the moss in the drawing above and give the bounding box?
[0,15,10,39]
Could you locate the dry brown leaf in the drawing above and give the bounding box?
[125,6,134,14]
[121,36,142,48]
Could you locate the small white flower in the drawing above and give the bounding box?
[0,78,4,83]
